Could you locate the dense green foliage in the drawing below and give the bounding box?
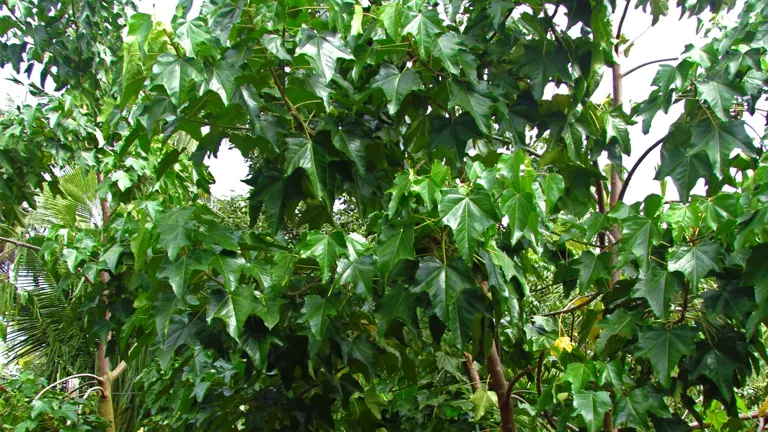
[1,0,768,430]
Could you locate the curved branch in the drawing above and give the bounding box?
[34,374,102,401]
[622,58,678,78]
[689,410,765,429]
[0,236,41,252]
[492,135,542,158]
[617,135,666,202]
[505,365,536,403]
[82,386,104,400]
[110,361,127,380]
[614,0,632,49]
[539,293,600,317]
[67,381,99,397]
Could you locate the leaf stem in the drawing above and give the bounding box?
[617,135,666,202]
[622,57,678,78]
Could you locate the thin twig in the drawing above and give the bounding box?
[34,374,103,401]
[617,135,666,202]
[463,352,482,393]
[287,280,322,296]
[492,135,542,158]
[622,58,678,78]
[614,0,632,52]
[0,236,41,252]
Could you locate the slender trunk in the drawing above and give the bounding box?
[95,173,119,432]
[487,343,514,432]
[463,352,481,393]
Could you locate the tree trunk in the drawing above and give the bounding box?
[487,343,515,432]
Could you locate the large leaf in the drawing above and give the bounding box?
[286,138,327,200]
[298,295,338,341]
[573,251,610,294]
[689,121,756,178]
[175,17,210,57]
[438,189,498,263]
[636,327,697,387]
[158,252,208,298]
[448,81,493,134]
[295,29,354,83]
[301,231,347,283]
[621,216,658,271]
[332,128,368,174]
[561,362,597,391]
[412,257,471,346]
[207,285,259,342]
[376,226,416,280]
[573,390,613,432]
[597,309,642,355]
[668,241,720,287]
[207,254,246,292]
[500,189,534,246]
[469,389,498,420]
[632,269,684,320]
[371,64,422,115]
[614,388,654,430]
[402,10,442,57]
[337,255,375,299]
[150,54,205,105]
[695,80,741,122]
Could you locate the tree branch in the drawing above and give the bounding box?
[34,374,103,400]
[492,135,542,158]
[614,0,632,50]
[110,361,127,380]
[622,58,678,78]
[0,236,41,252]
[269,68,313,140]
[617,135,666,202]
[689,410,766,429]
[463,352,481,393]
[539,293,600,317]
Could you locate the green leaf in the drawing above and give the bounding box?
[632,269,683,320]
[469,389,498,420]
[621,216,658,271]
[153,291,182,339]
[695,80,741,122]
[691,348,738,402]
[412,177,441,211]
[573,390,613,432]
[150,54,204,105]
[158,252,208,298]
[540,173,565,211]
[448,81,493,134]
[205,55,241,105]
[371,64,422,115]
[298,294,338,340]
[344,335,376,375]
[439,189,499,263]
[521,42,572,101]
[301,231,346,283]
[379,0,402,41]
[253,292,284,330]
[261,34,291,61]
[430,112,482,163]
[500,189,534,246]
[295,29,354,83]
[377,284,418,334]
[413,257,470,346]
[699,194,742,230]
[403,10,442,57]
[286,138,327,200]
[573,251,610,294]
[636,326,697,387]
[208,254,246,292]
[332,128,368,174]
[635,0,669,24]
[614,388,654,430]
[376,226,416,279]
[207,285,259,342]
[597,360,633,392]
[351,4,363,35]
[175,17,210,57]
[158,219,194,261]
[745,244,768,304]
[561,362,597,391]
[690,121,756,178]
[668,241,720,287]
[656,146,709,203]
[597,309,642,355]
[603,110,632,155]
[337,255,375,299]
[126,13,152,45]
[101,244,123,273]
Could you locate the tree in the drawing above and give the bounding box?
[0,0,767,430]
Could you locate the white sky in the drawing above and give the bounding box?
[1,0,764,201]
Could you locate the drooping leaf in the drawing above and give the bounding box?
[376,226,416,280]
[621,216,658,271]
[632,268,684,320]
[208,254,246,292]
[573,390,613,432]
[286,138,327,200]
[573,251,610,294]
[469,389,498,420]
[371,64,422,115]
[413,257,471,346]
[448,81,493,134]
[150,54,205,105]
[692,347,738,402]
[500,189,534,246]
[614,388,654,430]
[668,241,721,287]
[207,285,259,342]
[597,309,642,354]
[561,362,597,391]
[295,29,354,83]
[689,121,756,178]
[298,295,338,341]
[636,326,697,387]
[337,255,375,299]
[402,10,442,57]
[301,231,346,283]
[439,189,499,263]
[158,252,209,298]
[695,80,741,122]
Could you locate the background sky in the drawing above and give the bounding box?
[1,0,764,201]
